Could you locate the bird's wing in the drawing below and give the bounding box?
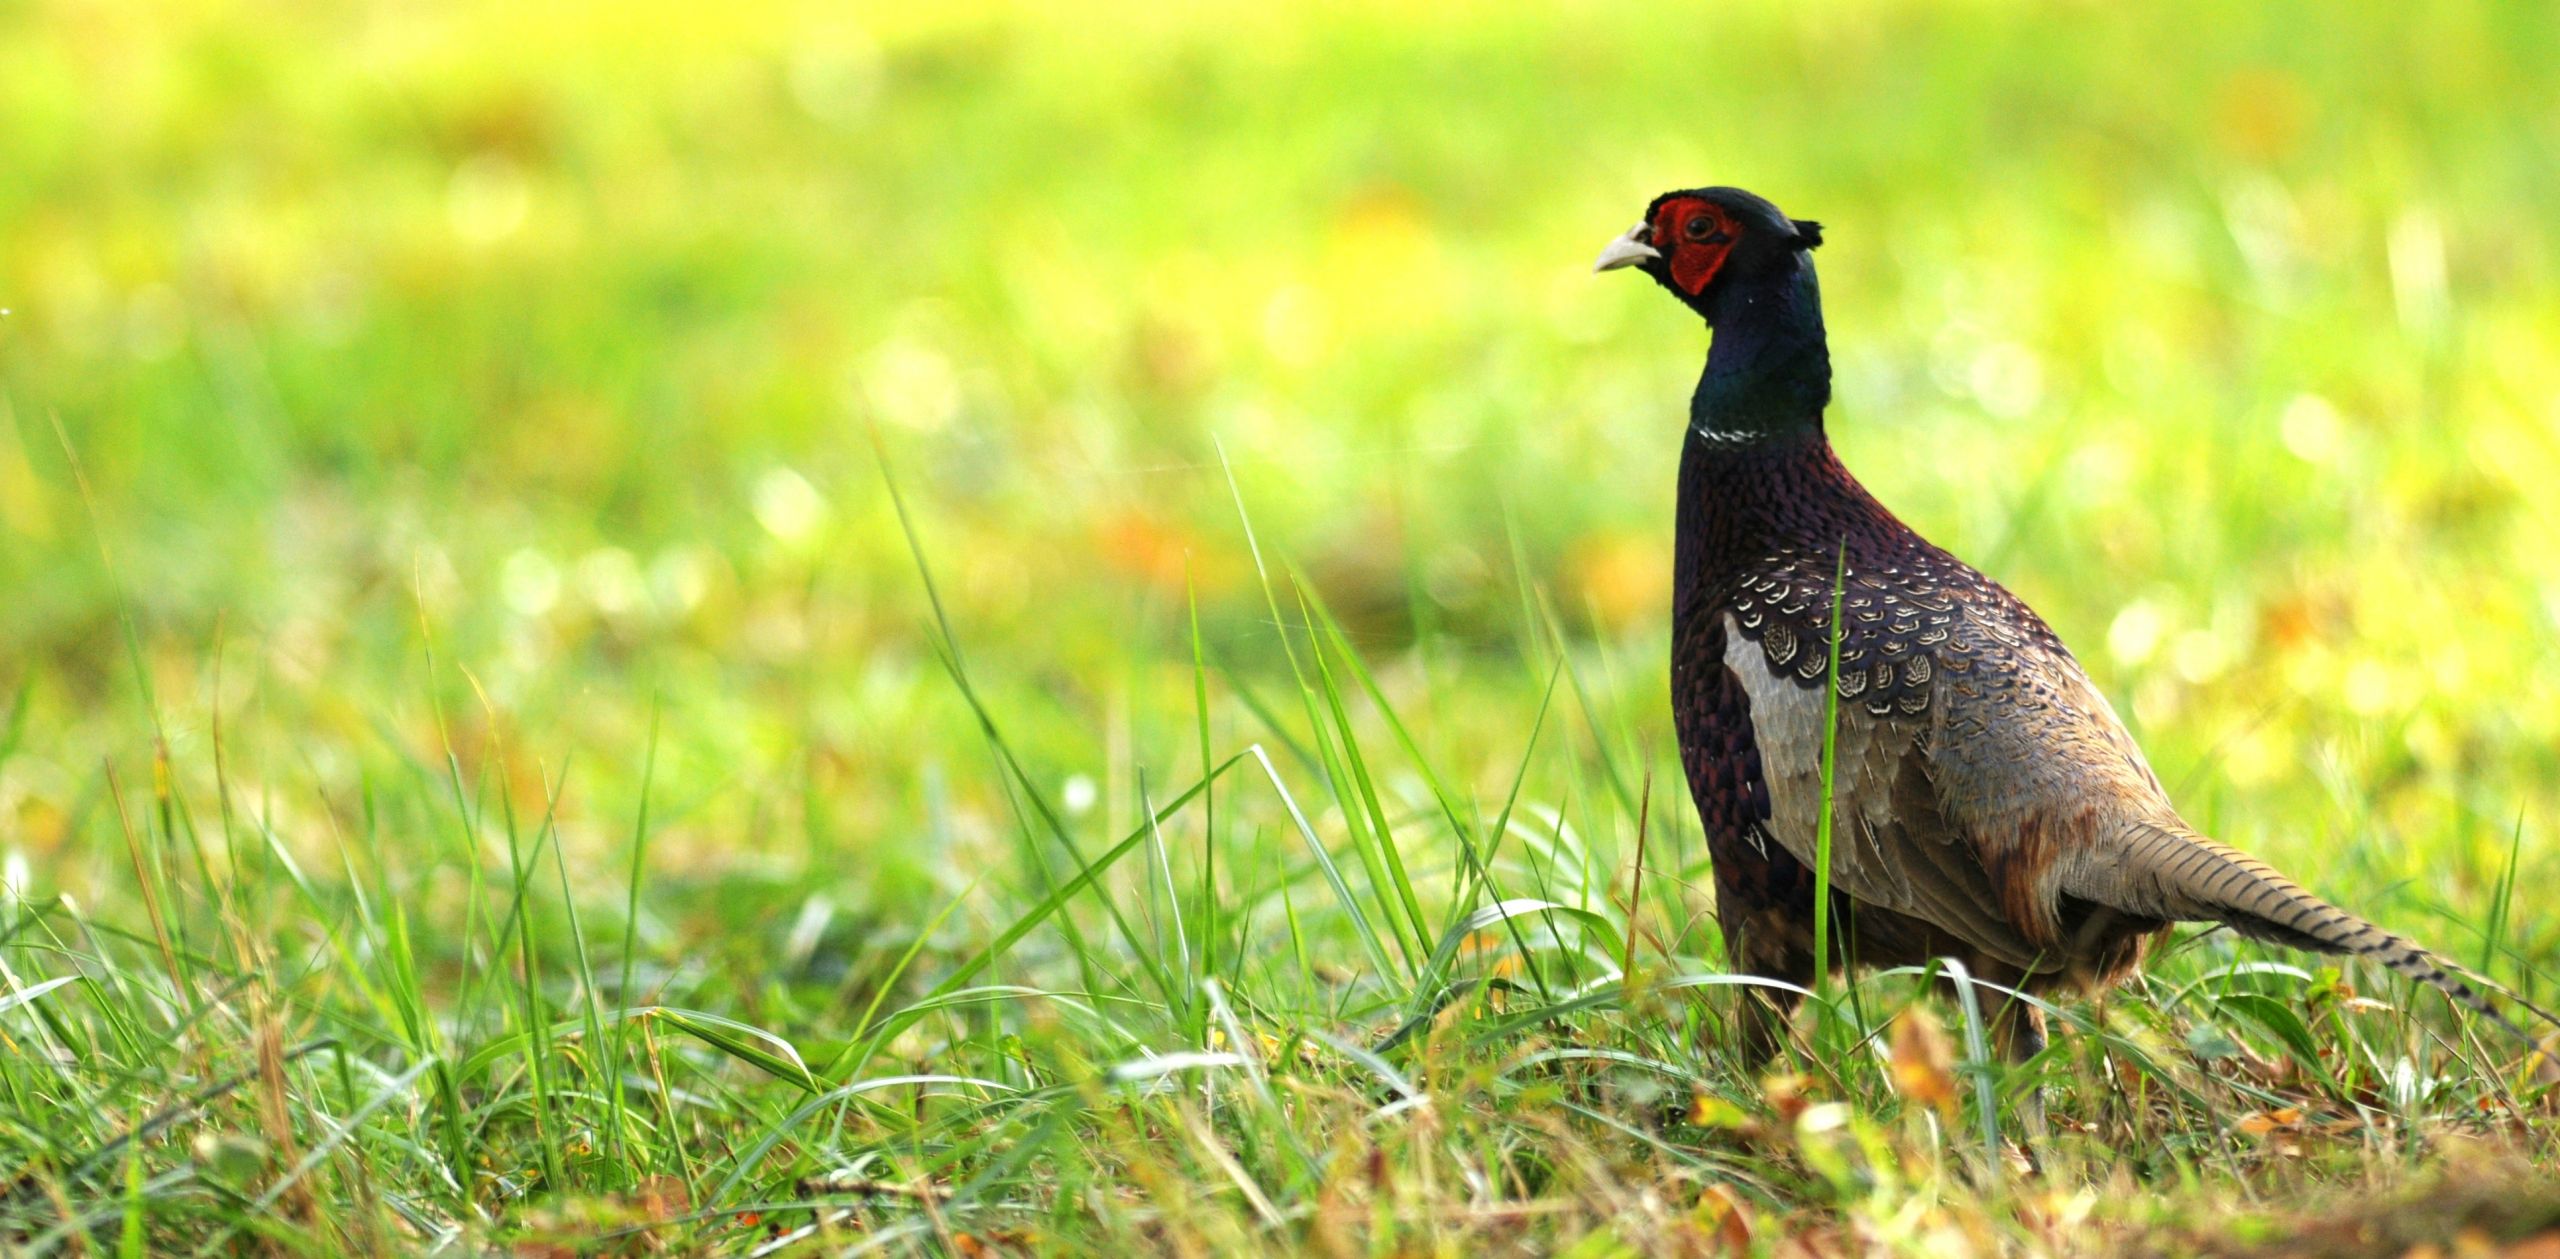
[1919,590,2185,946]
[1944,626,2560,1050]
[1721,613,2049,969]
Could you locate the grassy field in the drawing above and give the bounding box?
[7,0,2560,1252]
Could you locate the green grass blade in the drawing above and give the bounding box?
[1810,542,1847,1002]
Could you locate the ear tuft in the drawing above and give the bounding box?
[1791,219,1824,250]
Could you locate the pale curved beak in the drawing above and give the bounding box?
[1592,222,1661,273]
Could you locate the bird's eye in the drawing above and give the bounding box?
[1684,215,1716,241]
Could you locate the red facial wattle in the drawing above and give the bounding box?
[1652,197,1737,296]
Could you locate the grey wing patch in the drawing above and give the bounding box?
[1928,612,2170,840]
[1722,614,2047,969]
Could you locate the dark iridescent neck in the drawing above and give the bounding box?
[1689,257,1832,445]
[1675,425,1899,591]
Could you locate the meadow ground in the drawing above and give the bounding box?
[6,1,2560,1253]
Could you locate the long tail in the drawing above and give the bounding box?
[2093,820,2559,1061]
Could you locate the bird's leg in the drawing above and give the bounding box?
[1990,997,2050,1144]
[1718,911,1816,1069]
[1705,846,1825,1070]
[1736,983,1802,1067]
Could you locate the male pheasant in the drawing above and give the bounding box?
[1596,185,2548,1084]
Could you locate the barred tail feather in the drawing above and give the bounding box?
[2094,822,2559,1063]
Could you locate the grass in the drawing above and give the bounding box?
[6,0,2560,1252]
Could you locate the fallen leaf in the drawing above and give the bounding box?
[1696,1183,1754,1252]
[1888,1007,1959,1116]
[2232,1107,2302,1137]
[2502,1232,2560,1259]
[1688,1092,1750,1130]
[1763,1074,1814,1125]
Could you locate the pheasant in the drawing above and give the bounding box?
[1595,185,2549,1091]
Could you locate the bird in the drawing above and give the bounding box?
[1595,185,2551,1106]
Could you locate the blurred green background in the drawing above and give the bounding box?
[7,0,2560,967]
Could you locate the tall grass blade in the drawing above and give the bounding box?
[1809,542,1848,1000]
[1939,958,2006,1156]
